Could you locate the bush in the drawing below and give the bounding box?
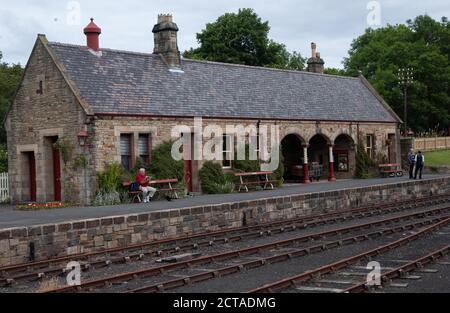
[148,141,184,180]
[0,144,7,173]
[199,161,234,194]
[97,162,123,193]
[355,142,377,179]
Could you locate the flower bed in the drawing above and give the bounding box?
[16,202,67,211]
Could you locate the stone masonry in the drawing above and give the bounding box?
[0,176,448,267]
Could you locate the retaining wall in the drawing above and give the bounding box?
[1,177,450,266]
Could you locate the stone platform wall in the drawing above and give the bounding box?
[1,176,450,266]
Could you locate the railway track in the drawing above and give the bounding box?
[1,194,449,288]
[246,218,450,293]
[342,245,450,293]
[40,206,450,293]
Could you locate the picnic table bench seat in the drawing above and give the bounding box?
[123,178,182,203]
[234,171,276,193]
[379,164,404,178]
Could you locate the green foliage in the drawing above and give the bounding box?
[72,154,88,170]
[148,141,184,180]
[199,161,234,194]
[0,52,23,144]
[424,149,450,166]
[0,144,7,172]
[183,8,305,71]
[344,15,450,133]
[53,138,74,165]
[97,162,123,193]
[355,142,377,179]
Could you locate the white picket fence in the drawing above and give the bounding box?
[0,172,9,202]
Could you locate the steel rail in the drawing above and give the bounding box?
[246,218,450,293]
[2,194,447,279]
[43,206,450,293]
[342,245,450,293]
[124,216,447,293]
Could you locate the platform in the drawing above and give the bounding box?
[1,175,448,230]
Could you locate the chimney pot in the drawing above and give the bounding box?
[307,42,325,74]
[152,14,181,68]
[83,18,101,51]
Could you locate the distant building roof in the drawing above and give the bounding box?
[47,42,399,123]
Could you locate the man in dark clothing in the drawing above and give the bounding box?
[407,149,416,179]
[414,151,425,180]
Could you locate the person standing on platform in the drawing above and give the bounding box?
[414,151,425,180]
[407,149,416,179]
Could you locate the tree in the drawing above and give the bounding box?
[343,15,450,133]
[0,52,23,144]
[183,8,305,70]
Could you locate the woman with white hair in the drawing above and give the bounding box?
[135,168,157,203]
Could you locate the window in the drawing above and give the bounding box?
[249,134,261,159]
[120,134,133,170]
[366,134,374,159]
[138,134,151,165]
[223,134,233,169]
[36,81,43,95]
[335,152,349,172]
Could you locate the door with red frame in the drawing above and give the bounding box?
[183,133,194,193]
[52,141,62,202]
[28,152,37,202]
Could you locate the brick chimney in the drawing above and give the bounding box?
[84,18,101,51]
[152,14,181,68]
[307,42,325,74]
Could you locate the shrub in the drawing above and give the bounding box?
[148,141,184,180]
[0,144,7,173]
[199,161,234,194]
[97,162,123,193]
[355,142,377,179]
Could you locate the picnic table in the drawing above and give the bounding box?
[123,178,182,203]
[379,164,404,178]
[234,171,276,193]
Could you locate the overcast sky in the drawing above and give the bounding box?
[1,0,449,68]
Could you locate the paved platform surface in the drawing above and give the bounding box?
[0,175,448,229]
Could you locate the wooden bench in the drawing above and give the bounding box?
[123,178,183,203]
[379,164,404,178]
[234,171,276,193]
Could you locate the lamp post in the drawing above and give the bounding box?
[397,68,414,136]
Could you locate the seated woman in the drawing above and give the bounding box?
[135,168,157,203]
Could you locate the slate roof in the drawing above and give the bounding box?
[47,42,399,123]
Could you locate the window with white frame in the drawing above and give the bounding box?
[120,134,133,170]
[138,134,151,165]
[223,134,233,169]
[366,134,374,159]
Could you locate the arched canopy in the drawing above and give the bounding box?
[334,133,355,147]
[308,133,332,146]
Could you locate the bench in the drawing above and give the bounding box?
[379,164,404,178]
[123,178,183,203]
[234,171,276,193]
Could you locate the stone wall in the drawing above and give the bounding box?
[1,176,449,267]
[93,115,399,191]
[5,36,96,205]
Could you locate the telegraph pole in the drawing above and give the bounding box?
[397,68,414,136]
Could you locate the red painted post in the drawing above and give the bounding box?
[328,145,337,182]
[303,145,311,184]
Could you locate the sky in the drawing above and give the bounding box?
[0,0,449,68]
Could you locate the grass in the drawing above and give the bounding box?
[424,150,450,166]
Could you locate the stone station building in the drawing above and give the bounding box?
[4,15,402,205]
